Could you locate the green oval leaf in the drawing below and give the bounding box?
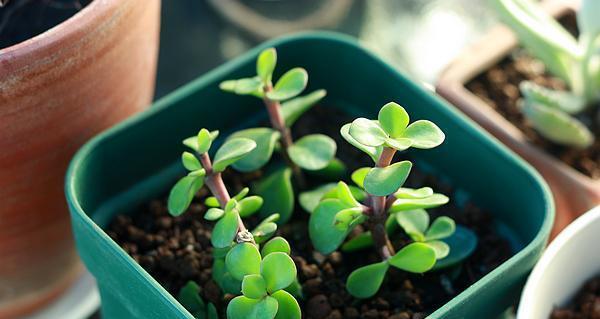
[182,152,202,171]
[346,261,389,299]
[227,296,260,319]
[254,168,294,224]
[395,187,434,199]
[205,196,220,207]
[340,123,381,163]
[378,102,409,138]
[363,161,412,196]
[230,128,280,172]
[385,137,412,151]
[241,274,267,299]
[168,175,204,216]
[272,290,301,319]
[389,194,449,213]
[261,252,297,293]
[183,130,219,152]
[288,134,336,171]
[225,243,261,280]
[334,207,363,230]
[266,68,308,101]
[238,196,264,218]
[281,90,326,127]
[251,296,279,319]
[395,209,430,241]
[388,242,436,273]
[196,128,214,154]
[403,120,445,149]
[252,222,278,243]
[425,216,456,241]
[257,48,277,83]
[309,199,354,254]
[211,210,239,248]
[213,138,257,173]
[261,237,291,256]
[204,207,225,221]
[233,188,250,201]
[219,77,263,96]
[432,225,478,270]
[425,240,450,259]
[349,118,388,147]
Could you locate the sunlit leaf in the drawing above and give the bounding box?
[388,242,436,273]
[266,68,308,101]
[349,118,388,147]
[425,216,456,241]
[395,209,429,241]
[225,243,261,280]
[378,102,409,138]
[261,252,297,293]
[403,120,445,149]
[230,128,280,172]
[168,175,204,216]
[213,138,257,172]
[220,77,263,97]
[346,261,389,298]
[363,161,412,196]
[389,194,449,213]
[272,290,301,319]
[288,134,336,171]
[261,237,291,256]
[340,123,381,163]
[257,48,277,83]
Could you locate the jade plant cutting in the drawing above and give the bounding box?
[168,129,301,319]
[307,102,477,298]
[491,0,600,148]
[220,47,337,223]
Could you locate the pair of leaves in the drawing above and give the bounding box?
[389,189,449,213]
[346,242,436,298]
[298,182,366,214]
[395,209,455,259]
[177,281,218,319]
[252,214,280,244]
[345,102,445,158]
[183,130,220,154]
[227,290,300,319]
[205,195,264,220]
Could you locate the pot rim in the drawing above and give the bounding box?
[0,0,121,69]
[517,205,600,318]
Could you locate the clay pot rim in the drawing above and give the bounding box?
[0,0,119,69]
[436,0,599,189]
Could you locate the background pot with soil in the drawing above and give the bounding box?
[66,33,554,318]
[517,205,600,319]
[0,0,160,317]
[436,0,600,238]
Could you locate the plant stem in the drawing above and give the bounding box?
[262,84,307,189]
[200,153,255,244]
[369,147,397,260]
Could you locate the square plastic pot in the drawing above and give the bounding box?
[65,33,554,319]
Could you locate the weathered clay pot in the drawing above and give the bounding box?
[0,0,160,317]
[436,0,599,239]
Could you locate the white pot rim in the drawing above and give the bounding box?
[518,205,600,318]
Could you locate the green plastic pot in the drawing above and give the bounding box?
[65,33,553,319]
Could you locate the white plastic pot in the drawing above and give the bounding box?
[518,205,600,318]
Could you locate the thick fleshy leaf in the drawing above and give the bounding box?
[261,237,291,256]
[225,243,261,280]
[309,199,354,254]
[213,138,257,172]
[522,99,593,148]
[431,225,478,270]
[252,220,278,244]
[395,187,434,199]
[298,183,336,213]
[257,48,277,82]
[220,77,263,97]
[363,161,412,196]
[196,128,214,154]
[425,216,456,241]
[378,102,409,138]
[230,128,280,172]
[334,207,364,230]
[388,242,436,273]
[254,168,294,224]
[346,261,389,298]
[204,208,225,221]
[227,296,260,319]
[251,296,279,319]
[288,134,336,171]
[242,274,267,299]
[340,123,381,162]
[266,68,308,101]
[425,240,450,259]
[349,118,388,147]
[178,281,205,315]
[261,252,297,293]
[182,152,202,171]
[183,130,219,152]
[233,188,250,201]
[403,120,445,149]
[205,196,220,207]
[389,194,449,213]
[395,209,430,241]
[272,290,301,319]
[520,81,585,114]
[282,90,327,127]
[211,210,239,248]
[168,175,204,216]
[351,167,370,189]
[385,137,412,151]
[336,182,361,207]
[238,196,264,218]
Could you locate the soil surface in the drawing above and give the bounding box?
[550,276,600,319]
[466,13,600,179]
[108,106,512,318]
[0,0,92,49]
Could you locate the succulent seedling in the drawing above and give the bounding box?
[220,47,338,223]
[168,128,301,318]
[491,0,599,148]
[307,102,477,298]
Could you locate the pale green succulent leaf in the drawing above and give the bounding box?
[230,128,281,172]
[346,261,389,299]
[220,77,264,97]
[349,118,388,147]
[267,68,308,101]
[340,123,382,163]
[257,48,277,83]
[403,120,445,149]
[363,161,412,196]
[388,242,436,273]
[288,134,337,171]
[389,194,449,213]
[395,209,430,241]
[281,90,327,127]
[168,175,204,216]
[309,199,355,254]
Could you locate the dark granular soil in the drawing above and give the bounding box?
[0,0,92,49]
[551,276,600,319]
[466,13,600,180]
[107,106,512,318]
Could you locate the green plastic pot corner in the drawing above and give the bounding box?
[65,32,554,319]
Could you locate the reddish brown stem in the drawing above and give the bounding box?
[262,85,306,189]
[368,146,397,260]
[200,153,254,244]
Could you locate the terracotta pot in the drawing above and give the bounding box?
[0,0,160,317]
[436,0,599,239]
